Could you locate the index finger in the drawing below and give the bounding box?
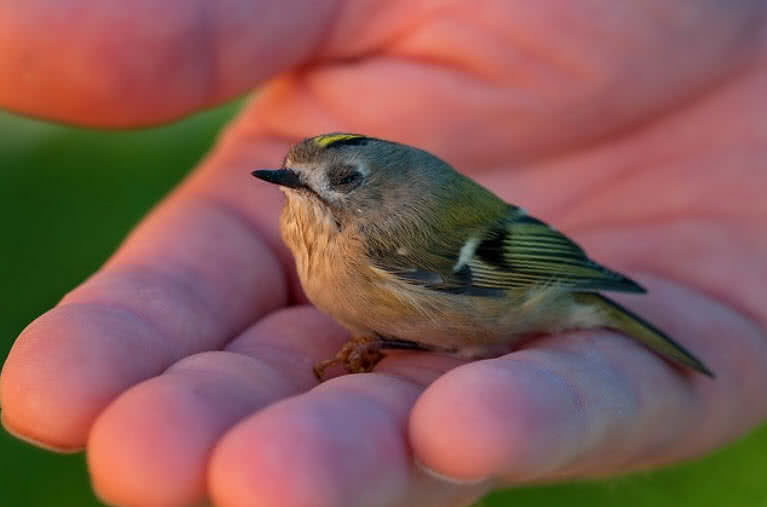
[0,136,293,450]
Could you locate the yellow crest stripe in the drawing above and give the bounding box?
[312,133,366,148]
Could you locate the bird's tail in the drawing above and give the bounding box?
[573,292,714,377]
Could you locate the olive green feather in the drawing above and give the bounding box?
[574,293,714,377]
[369,204,713,377]
[467,208,645,293]
[371,204,644,296]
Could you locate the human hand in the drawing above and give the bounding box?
[2,2,766,506]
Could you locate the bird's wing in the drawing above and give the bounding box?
[370,206,645,297]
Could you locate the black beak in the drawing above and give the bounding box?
[251,169,305,189]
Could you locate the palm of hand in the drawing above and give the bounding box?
[1,2,766,506]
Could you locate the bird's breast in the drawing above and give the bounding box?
[278,201,576,347]
[279,201,370,327]
[280,197,340,278]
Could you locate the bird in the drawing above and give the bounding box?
[251,133,713,380]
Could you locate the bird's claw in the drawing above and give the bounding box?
[313,336,384,381]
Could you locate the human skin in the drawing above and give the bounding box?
[1,1,767,506]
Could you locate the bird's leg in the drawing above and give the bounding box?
[313,336,384,381]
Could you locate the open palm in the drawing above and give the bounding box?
[2,2,766,506]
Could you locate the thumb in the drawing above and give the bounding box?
[0,0,341,126]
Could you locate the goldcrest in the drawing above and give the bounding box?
[252,134,713,380]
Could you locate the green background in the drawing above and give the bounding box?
[1,105,765,506]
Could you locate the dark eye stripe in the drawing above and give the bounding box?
[328,165,362,189]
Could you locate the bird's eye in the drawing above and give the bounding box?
[328,165,363,191]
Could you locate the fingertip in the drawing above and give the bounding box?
[409,359,582,482]
[87,349,305,507]
[0,412,83,454]
[88,378,209,507]
[209,401,346,507]
[1,305,168,450]
[210,375,418,507]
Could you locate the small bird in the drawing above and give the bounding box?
[252,133,713,380]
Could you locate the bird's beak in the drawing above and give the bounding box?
[251,169,305,189]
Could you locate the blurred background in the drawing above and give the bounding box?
[1,104,765,506]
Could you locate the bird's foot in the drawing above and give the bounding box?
[313,336,384,381]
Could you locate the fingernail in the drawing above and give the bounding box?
[415,458,491,486]
[1,412,84,454]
